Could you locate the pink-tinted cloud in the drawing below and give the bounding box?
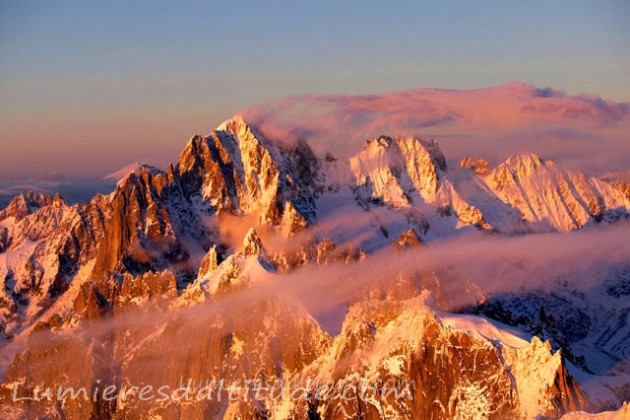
[240,83,629,175]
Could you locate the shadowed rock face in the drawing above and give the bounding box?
[0,227,8,253]
[90,166,192,296]
[73,281,112,321]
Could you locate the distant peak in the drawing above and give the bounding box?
[363,135,441,151]
[16,189,54,203]
[355,135,448,175]
[120,164,163,179]
[103,161,142,181]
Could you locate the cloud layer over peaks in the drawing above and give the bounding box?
[240,83,629,175]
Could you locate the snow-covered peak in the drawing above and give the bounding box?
[350,135,451,205]
[102,161,142,181]
[215,115,270,156]
[217,114,251,132]
[216,114,246,132]
[485,153,630,231]
[349,135,486,229]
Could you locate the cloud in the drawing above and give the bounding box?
[240,82,629,175]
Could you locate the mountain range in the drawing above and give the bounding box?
[0,116,629,419]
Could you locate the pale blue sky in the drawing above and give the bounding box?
[0,1,628,177]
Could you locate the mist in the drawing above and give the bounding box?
[5,221,629,385]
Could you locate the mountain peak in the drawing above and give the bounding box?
[348,134,489,228]
[176,117,317,228]
[243,227,264,256]
[216,115,254,138]
[216,114,245,130]
[103,161,142,181]
[505,152,543,165]
[391,229,422,251]
[115,164,167,192]
[485,151,630,231]
[198,245,220,278]
[0,190,55,222]
[501,152,544,177]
